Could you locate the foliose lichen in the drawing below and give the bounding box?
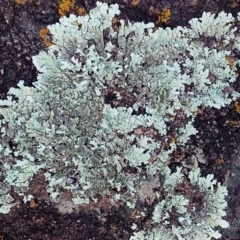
[0,2,239,239]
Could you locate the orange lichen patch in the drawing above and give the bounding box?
[228,120,239,126]
[156,9,171,24]
[225,56,234,68]
[130,210,141,219]
[76,6,87,16]
[58,0,75,17]
[30,199,38,208]
[15,0,34,4]
[234,100,240,114]
[59,0,88,17]
[14,0,26,5]
[39,27,53,47]
[174,149,181,158]
[131,0,140,7]
[216,158,224,165]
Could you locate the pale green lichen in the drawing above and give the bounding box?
[0,2,239,239]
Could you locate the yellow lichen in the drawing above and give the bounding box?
[131,0,140,7]
[225,56,234,68]
[76,6,87,16]
[14,0,33,4]
[58,0,75,17]
[39,27,53,47]
[156,9,171,24]
[14,0,26,5]
[29,199,38,208]
[216,158,224,165]
[58,0,88,17]
[228,120,239,126]
[234,101,240,114]
[173,149,181,158]
[130,210,141,219]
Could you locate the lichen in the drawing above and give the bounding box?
[234,100,240,114]
[58,0,75,17]
[58,0,87,18]
[14,0,33,4]
[0,2,238,239]
[38,27,53,47]
[156,9,171,24]
[14,0,26,5]
[131,0,141,7]
[225,55,235,68]
[76,6,87,16]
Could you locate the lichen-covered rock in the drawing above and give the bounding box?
[0,2,239,239]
